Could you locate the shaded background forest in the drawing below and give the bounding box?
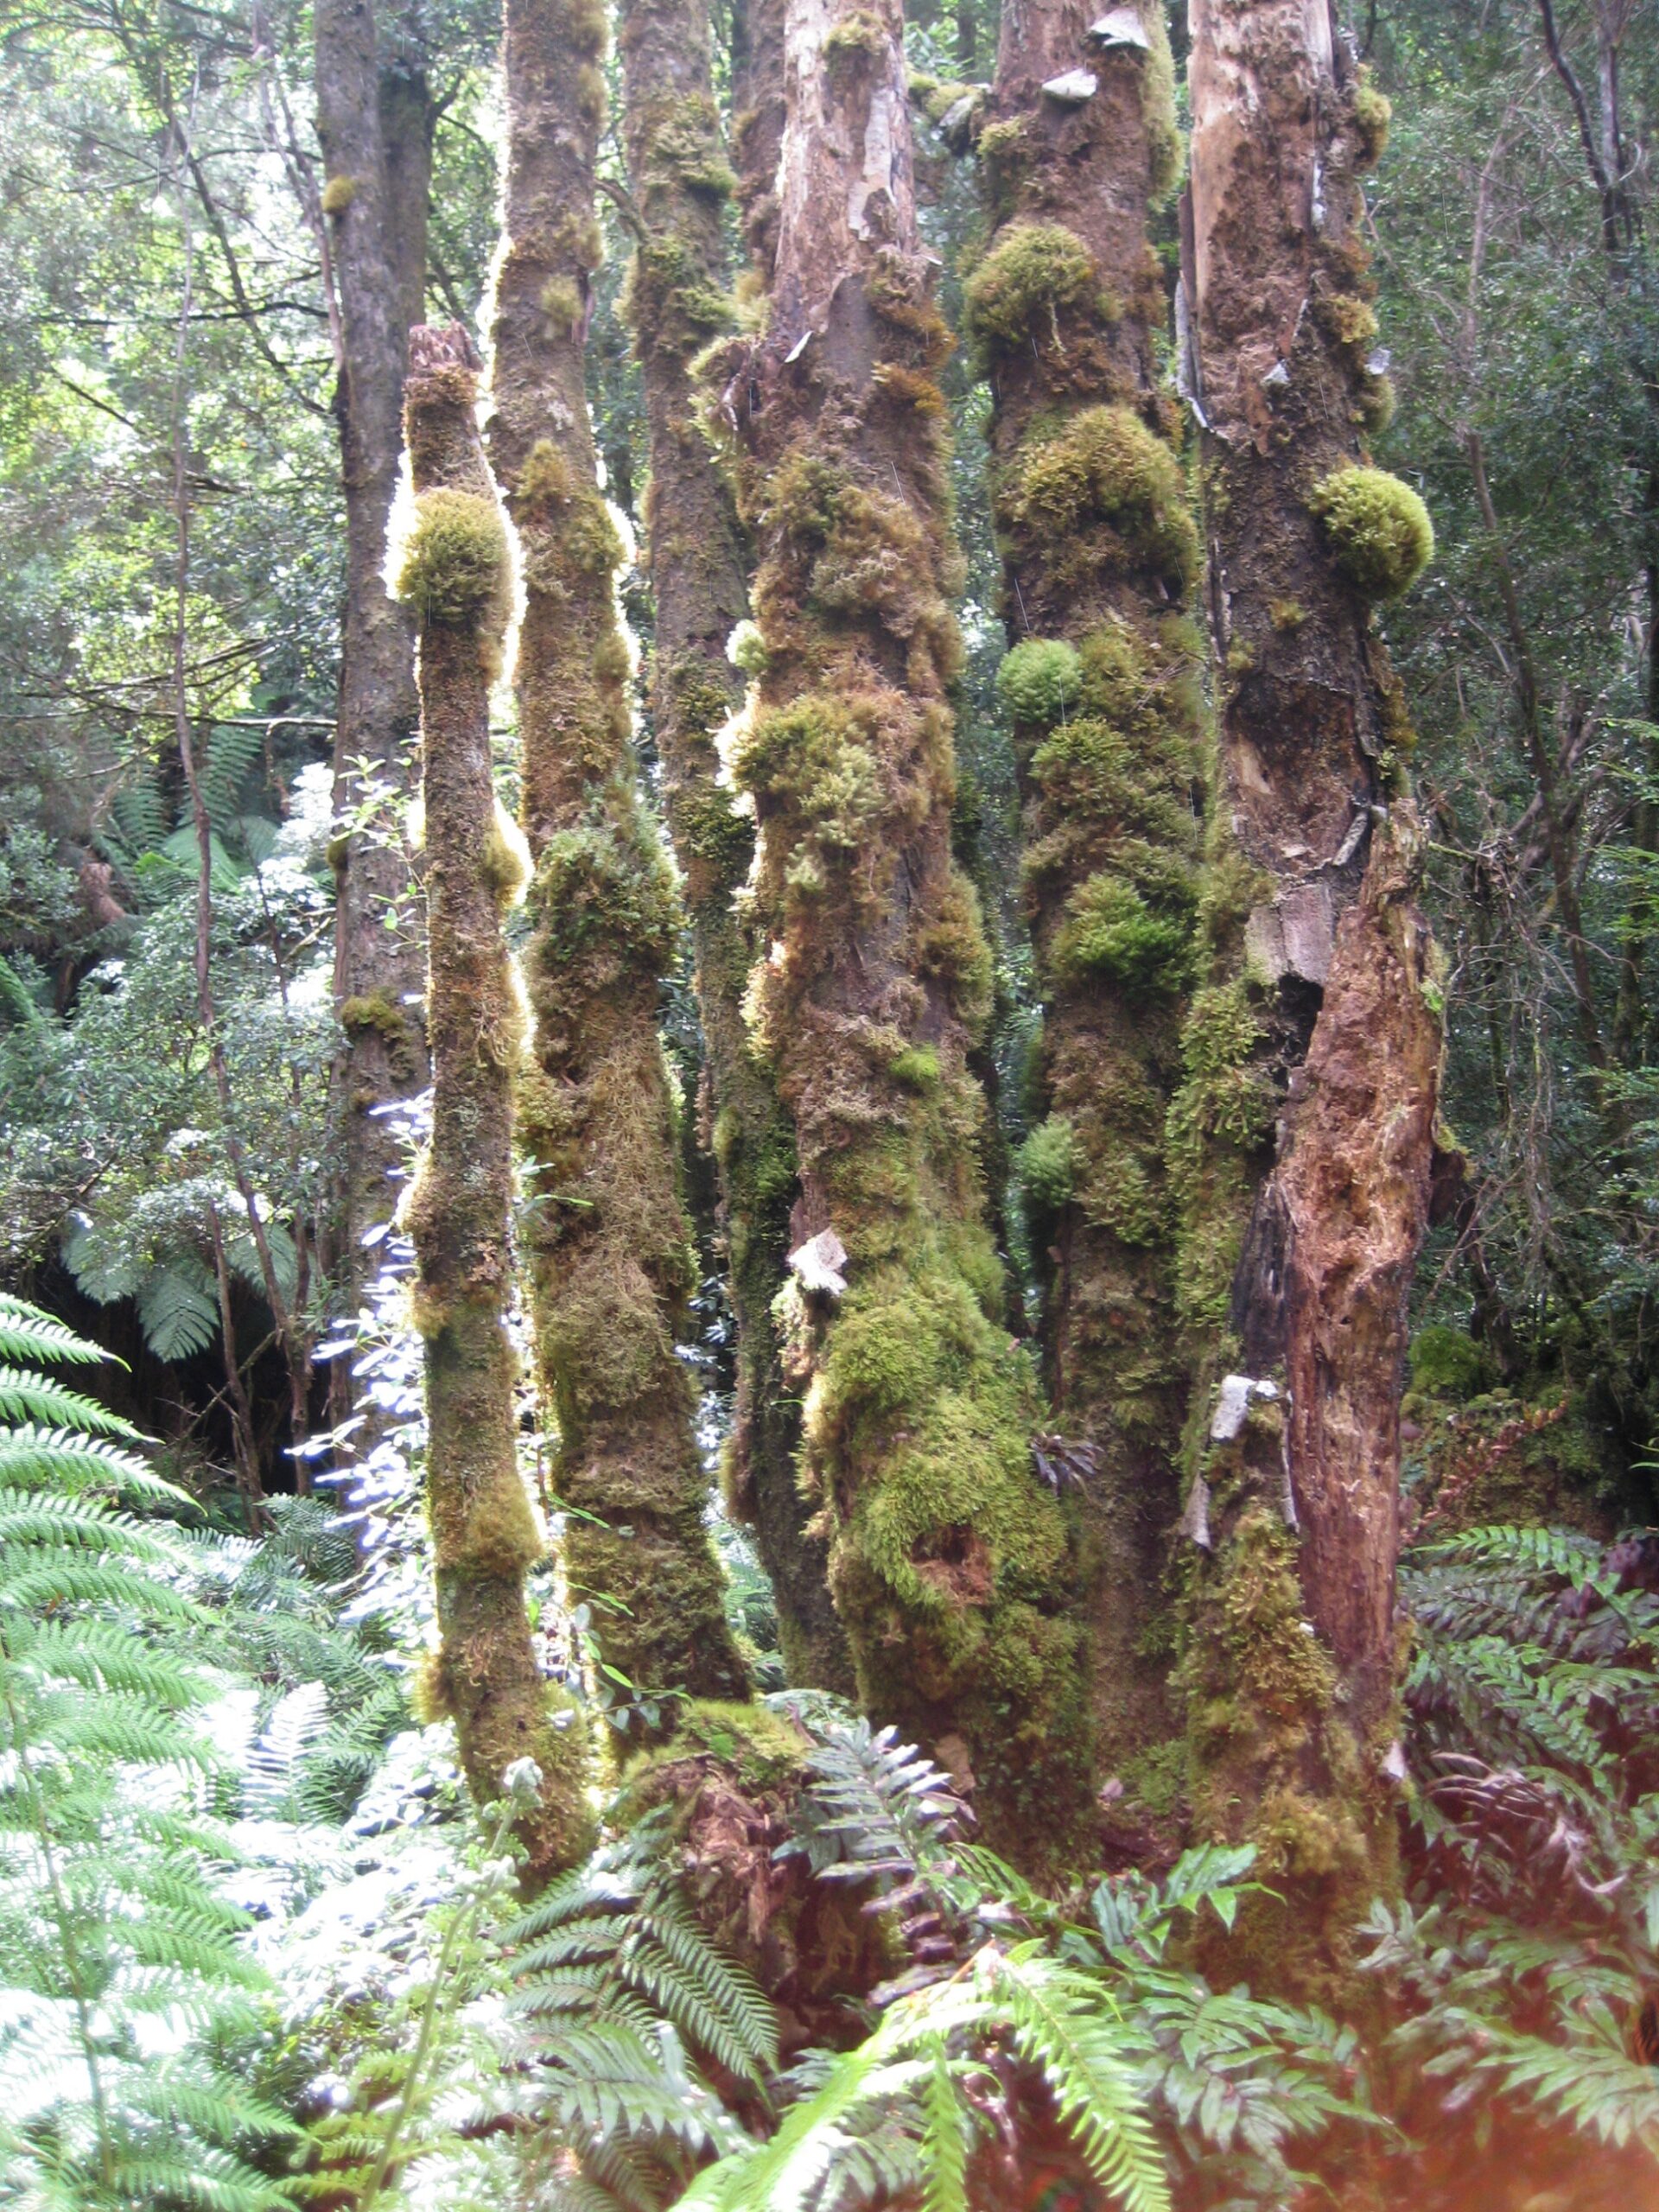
[3,0,1659,2202]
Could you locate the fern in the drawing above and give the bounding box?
[0,1297,298,2210]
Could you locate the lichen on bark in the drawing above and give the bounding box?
[487,0,748,1727]
[975,0,1204,1811]
[620,0,851,1694]
[394,324,592,1885]
[705,0,1095,1868]
[1174,0,1444,1986]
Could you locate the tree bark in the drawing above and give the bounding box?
[397,322,593,1886]
[488,0,749,1726]
[316,0,434,1332]
[1179,0,1442,1993]
[715,0,1095,1866]
[620,0,851,1692]
[976,0,1198,1804]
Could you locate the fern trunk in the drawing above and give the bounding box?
[1176,0,1442,1993]
[974,0,1201,1806]
[486,0,749,1726]
[714,0,1094,1868]
[619,0,851,1695]
[396,323,593,1885]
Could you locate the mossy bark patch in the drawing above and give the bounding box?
[399,324,594,1886]
[488,0,749,1727]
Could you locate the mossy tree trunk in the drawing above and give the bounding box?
[714,0,1094,1866]
[1176,0,1442,1992]
[619,0,851,1692]
[316,0,433,1332]
[487,0,749,1727]
[395,322,593,1886]
[973,0,1199,1807]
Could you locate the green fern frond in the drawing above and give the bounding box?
[0,1366,139,1435]
[919,2036,970,2212]
[0,1295,110,1366]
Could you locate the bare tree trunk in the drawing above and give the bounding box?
[1179,0,1441,1993]
[976,0,1198,1807]
[397,323,593,1885]
[714,0,1094,1866]
[488,0,749,1726]
[316,0,434,1337]
[620,0,851,1692]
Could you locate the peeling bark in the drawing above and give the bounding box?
[976,0,1197,1804]
[713,0,1095,1866]
[1178,0,1441,1990]
[316,0,433,1324]
[620,0,851,1691]
[397,324,592,1886]
[488,0,749,1724]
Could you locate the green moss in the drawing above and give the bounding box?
[1051,870,1191,996]
[1268,598,1307,632]
[481,798,532,911]
[1352,67,1392,167]
[727,619,770,674]
[1408,1324,1492,1402]
[321,174,359,216]
[823,10,887,63]
[995,638,1083,728]
[339,986,412,1042]
[1000,406,1198,594]
[1142,8,1183,206]
[528,821,681,985]
[1016,1114,1080,1211]
[889,1044,941,1094]
[962,223,1112,366]
[1307,466,1433,599]
[393,489,511,632]
[541,276,583,335]
[621,1698,806,1796]
[1166,979,1275,1337]
[1355,372,1396,436]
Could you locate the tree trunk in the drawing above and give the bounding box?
[1178,0,1441,1993]
[620,0,851,1692]
[316,0,433,1332]
[488,0,749,1728]
[396,322,593,1886]
[715,0,1094,1866]
[976,0,1198,1806]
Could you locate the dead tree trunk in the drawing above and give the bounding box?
[620,0,851,1691]
[712,0,1095,1867]
[395,322,593,1885]
[315,0,434,1327]
[974,0,1199,1807]
[1177,0,1442,1993]
[488,0,749,1728]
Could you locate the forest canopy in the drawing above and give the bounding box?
[1,0,1658,2202]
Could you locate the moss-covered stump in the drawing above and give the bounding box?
[614,1702,889,2048]
[486,0,749,1727]
[704,0,1096,1872]
[619,0,850,1694]
[394,324,594,1885]
[975,0,1201,1801]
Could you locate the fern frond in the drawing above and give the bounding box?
[0,1366,138,1435]
[0,1296,108,1366]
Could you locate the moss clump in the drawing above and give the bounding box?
[1307,466,1433,599]
[393,489,511,631]
[1016,1115,1080,1212]
[727,619,769,674]
[962,223,1110,366]
[1352,67,1392,167]
[995,638,1083,728]
[1142,10,1183,206]
[1000,406,1198,594]
[1408,1324,1491,1402]
[481,798,532,911]
[321,174,359,216]
[823,9,886,63]
[1051,871,1191,996]
[541,276,583,334]
[1268,598,1307,632]
[621,1698,806,1799]
[1166,978,1275,1338]
[340,986,411,1042]
[528,822,681,991]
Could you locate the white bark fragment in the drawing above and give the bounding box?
[789,1226,849,1298]
[1042,69,1098,104]
[1088,7,1150,48]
